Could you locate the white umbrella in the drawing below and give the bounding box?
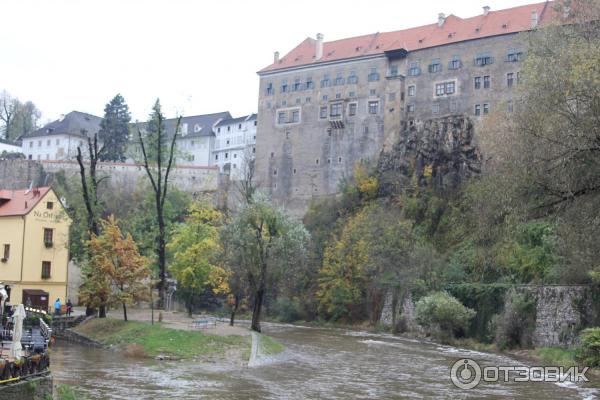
[9,304,25,360]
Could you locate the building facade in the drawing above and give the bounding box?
[0,187,71,311]
[256,1,557,214]
[0,138,21,154]
[212,114,257,179]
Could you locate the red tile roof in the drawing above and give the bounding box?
[260,1,555,73]
[0,187,52,217]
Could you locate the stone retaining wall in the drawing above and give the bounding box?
[0,374,53,400]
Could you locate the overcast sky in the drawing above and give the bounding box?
[1,0,537,123]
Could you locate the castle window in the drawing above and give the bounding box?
[507,73,514,87]
[336,93,341,99]
[227,126,231,132]
[475,53,494,66]
[334,74,345,86]
[306,97,311,103]
[435,81,456,96]
[215,154,219,160]
[475,104,481,116]
[348,103,357,116]
[389,92,396,101]
[448,55,462,70]
[316,159,320,165]
[432,103,440,114]
[273,169,277,176]
[322,95,328,101]
[293,78,302,91]
[506,48,523,62]
[368,100,379,114]
[347,72,358,84]
[306,78,314,89]
[291,110,300,123]
[428,59,442,73]
[349,91,355,98]
[446,81,455,94]
[43,228,53,247]
[435,83,445,96]
[319,106,328,119]
[225,152,229,159]
[266,82,274,96]
[41,261,51,279]
[408,62,421,76]
[278,112,286,124]
[408,85,416,96]
[238,124,242,129]
[321,74,331,88]
[474,77,482,90]
[483,103,490,115]
[330,103,343,118]
[484,75,491,89]
[390,64,399,76]
[280,80,289,93]
[367,68,380,82]
[370,89,376,96]
[407,104,415,113]
[296,98,301,104]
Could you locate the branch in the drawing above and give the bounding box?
[161,116,180,209]
[136,124,158,194]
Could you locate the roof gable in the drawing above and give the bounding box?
[0,187,54,217]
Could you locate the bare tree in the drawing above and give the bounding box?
[136,99,180,308]
[0,91,16,140]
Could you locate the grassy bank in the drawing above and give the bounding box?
[259,333,284,355]
[74,318,250,360]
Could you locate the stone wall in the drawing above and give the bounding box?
[380,285,600,348]
[0,160,46,189]
[0,374,53,400]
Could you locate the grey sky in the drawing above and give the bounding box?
[1,0,538,122]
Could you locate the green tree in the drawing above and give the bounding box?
[0,91,41,140]
[415,291,476,341]
[168,203,228,316]
[99,94,131,162]
[222,193,309,332]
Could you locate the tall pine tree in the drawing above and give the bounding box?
[99,94,131,161]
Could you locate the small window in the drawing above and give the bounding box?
[446,82,455,95]
[296,98,301,104]
[238,124,242,129]
[408,62,421,76]
[367,68,380,82]
[348,103,357,116]
[215,154,218,160]
[42,261,51,279]
[322,95,328,101]
[321,75,331,88]
[278,111,286,124]
[273,169,277,176]
[2,244,9,260]
[369,89,376,96]
[388,92,396,101]
[43,228,53,247]
[305,97,311,103]
[315,159,320,165]
[319,106,328,119]
[56,139,60,145]
[334,74,345,86]
[507,100,514,113]
[408,85,416,96]
[474,77,482,90]
[347,73,358,84]
[330,103,343,118]
[46,201,54,210]
[291,110,300,123]
[306,78,314,89]
[448,56,462,70]
[280,80,289,93]
[227,126,231,132]
[47,139,51,146]
[428,59,442,73]
[407,104,415,113]
[349,91,355,98]
[266,83,274,96]
[506,48,523,62]
[335,93,341,99]
[475,104,481,116]
[432,103,440,114]
[368,101,379,114]
[225,152,229,159]
[484,76,491,89]
[29,141,33,148]
[483,103,490,115]
[390,64,399,76]
[507,73,514,87]
[475,54,494,66]
[435,83,445,96]
[293,78,302,91]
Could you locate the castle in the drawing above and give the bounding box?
[255,1,559,214]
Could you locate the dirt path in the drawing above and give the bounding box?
[97,307,251,337]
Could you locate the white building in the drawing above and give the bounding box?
[20,111,100,161]
[0,138,21,154]
[212,114,257,179]
[171,112,231,166]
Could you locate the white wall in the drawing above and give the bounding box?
[21,134,89,161]
[0,142,21,153]
[212,118,257,179]
[176,136,211,166]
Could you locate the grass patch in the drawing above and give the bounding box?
[259,334,284,356]
[54,384,82,400]
[74,318,250,359]
[536,347,578,367]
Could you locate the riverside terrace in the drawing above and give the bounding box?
[0,302,52,383]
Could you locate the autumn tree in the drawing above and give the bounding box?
[222,193,309,332]
[0,91,41,140]
[168,202,229,316]
[99,94,131,162]
[137,99,180,307]
[87,216,150,321]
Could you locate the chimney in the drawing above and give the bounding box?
[316,33,324,60]
[274,51,280,63]
[531,10,538,28]
[483,6,490,16]
[438,13,446,27]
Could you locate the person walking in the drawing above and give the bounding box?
[54,298,61,316]
[66,299,73,317]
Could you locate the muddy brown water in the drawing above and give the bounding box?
[50,323,599,399]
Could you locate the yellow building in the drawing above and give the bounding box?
[0,187,71,311]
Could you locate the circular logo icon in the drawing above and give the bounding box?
[450,358,482,390]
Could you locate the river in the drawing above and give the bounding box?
[50,323,599,399]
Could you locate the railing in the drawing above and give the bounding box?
[39,318,51,343]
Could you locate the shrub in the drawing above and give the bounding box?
[271,297,302,323]
[491,289,536,349]
[576,327,600,367]
[415,291,476,341]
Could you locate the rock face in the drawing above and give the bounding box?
[377,115,481,193]
[380,285,600,348]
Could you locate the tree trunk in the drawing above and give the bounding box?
[230,294,239,327]
[157,210,166,309]
[251,288,265,332]
[99,305,106,318]
[187,293,193,318]
[122,303,128,321]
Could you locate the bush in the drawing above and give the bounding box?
[271,297,302,323]
[415,291,476,341]
[491,289,536,349]
[576,327,600,367]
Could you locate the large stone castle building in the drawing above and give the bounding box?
[255,1,559,214]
